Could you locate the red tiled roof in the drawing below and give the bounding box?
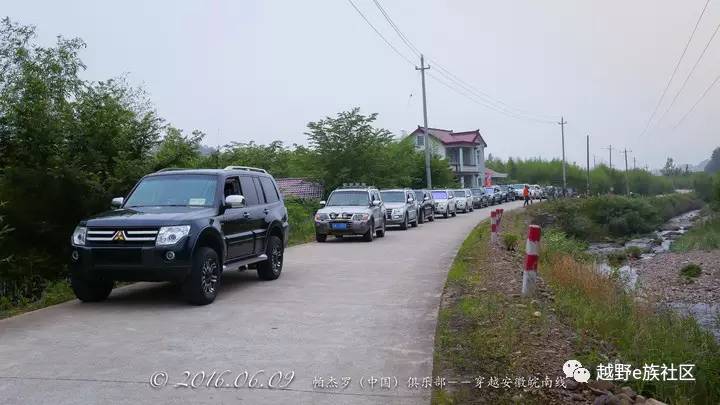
[409,126,487,147]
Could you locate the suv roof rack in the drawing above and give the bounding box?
[224,166,268,174]
[338,183,374,189]
[156,167,188,172]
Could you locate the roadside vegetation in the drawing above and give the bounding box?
[672,216,720,252]
[530,193,704,241]
[540,228,720,404]
[433,207,720,404]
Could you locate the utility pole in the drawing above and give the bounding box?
[416,54,432,189]
[623,148,632,195]
[586,135,591,195]
[558,116,567,195]
[604,145,615,169]
[633,156,637,170]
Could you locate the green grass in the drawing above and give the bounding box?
[432,214,547,404]
[680,263,702,280]
[671,216,720,252]
[541,229,720,404]
[0,279,75,319]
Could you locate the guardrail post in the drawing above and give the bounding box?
[490,210,498,244]
[522,225,541,297]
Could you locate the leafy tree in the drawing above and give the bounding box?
[153,127,204,170]
[705,147,720,174]
[661,157,682,177]
[305,108,396,191]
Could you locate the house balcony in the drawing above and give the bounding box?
[448,161,482,174]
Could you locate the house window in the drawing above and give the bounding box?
[416,134,424,147]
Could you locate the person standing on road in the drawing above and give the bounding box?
[523,185,530,207]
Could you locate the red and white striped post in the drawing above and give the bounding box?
[490,210,498,244]
[497,208,504,233]
[522,225,542,296]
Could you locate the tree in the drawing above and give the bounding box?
[705,147,720,174]
[661,158,682,177]
[305,108,396,191]
[153,127,204,170]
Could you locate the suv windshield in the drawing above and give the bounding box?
[326,191,369,206]
[432,191,448,199]
[414,191,425,200]
[125,175,217,207]
[381,191,405,203]
[484,187,495,194]
[471,189,483,196]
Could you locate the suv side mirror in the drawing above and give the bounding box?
[111,197,124,208]
[319,200,326,207]
[371,199,381,206]
[424,196,429,201]
[225,195,245,208]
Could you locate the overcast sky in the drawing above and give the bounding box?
[5,0,720,169]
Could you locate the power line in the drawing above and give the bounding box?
[656,14,720,126]
[673,69,720,128]
[368,0,555,124]
[640,0,711,136]
[346,0,415,65]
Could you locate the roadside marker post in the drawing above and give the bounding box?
[498,208,504,233]
[490,211,498,244]
[522,225,542,297]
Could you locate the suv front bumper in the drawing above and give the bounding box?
[70,241,192,282]
[315,220,372,236]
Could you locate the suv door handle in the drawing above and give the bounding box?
[243,212,250,218]
[263,208,269,215]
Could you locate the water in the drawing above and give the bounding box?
[668,302,720,340]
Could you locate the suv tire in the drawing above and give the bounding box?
[411,215,418,227]
[451,210,457,217]
[257,235,283,280]
[71,275,113,302]
[418,209,425,224]
[316,233,327,243]
[399,214,408,230]
[376,219,386,238]
[363,220,375,242]
[428,210,435,221]
[443,211,449,218]
[183,246,221,305]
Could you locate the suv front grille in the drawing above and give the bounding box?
[87,228,159,246]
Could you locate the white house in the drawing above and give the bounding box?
[406,126,487,188]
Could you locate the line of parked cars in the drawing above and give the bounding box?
[313,183,517,242]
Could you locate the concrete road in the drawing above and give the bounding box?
[0,201,524,405]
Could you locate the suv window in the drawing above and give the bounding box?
[260,177,280,203]
[239,176,260,206]
[252,177,265,204]
[224,177,241,197]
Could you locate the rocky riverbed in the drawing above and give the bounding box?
[588,210,720,340]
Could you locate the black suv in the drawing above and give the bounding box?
[413,189,435,223]
[69,166,289,305]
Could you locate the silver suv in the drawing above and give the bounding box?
[380,189,419,230]
[454,188,474,213]
[315,185,386,242]
[431,189,457,218]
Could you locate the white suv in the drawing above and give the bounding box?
[431,189,457,218]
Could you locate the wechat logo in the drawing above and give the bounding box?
[563,359,591,383]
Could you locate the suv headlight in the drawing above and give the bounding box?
[392,208,403,215]
[71,226,87,246]
[156,225,191,246]
[352,213,369,221]
[315,213,328,221]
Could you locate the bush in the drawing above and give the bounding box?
[501,234,519,251]
[672,216,720,252]
[680,263,702,279]
[286,197,320,245]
